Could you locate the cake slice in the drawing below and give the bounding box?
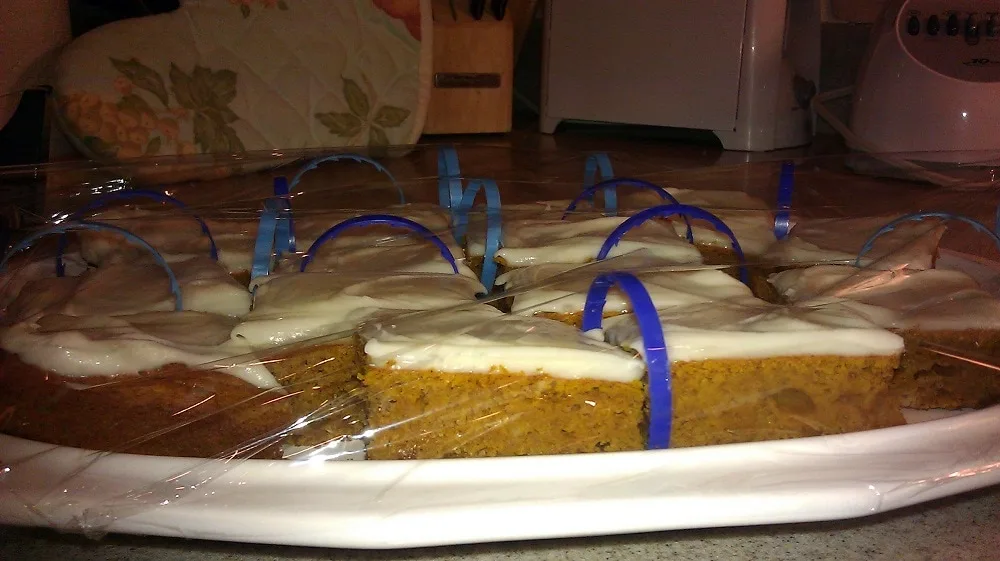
[4,254,250,321]
[359,305,647,460]
[761,215,946,270]
[232,272,484,450]
[618,187,771,212]
[496,251,753,327]
[0,310,292,458]
[494,213,704,269]
[769,264,1000,409]
[463,201,576,275]
[272,240,480,280]
[272,206,481,280]
[77,207,258,283]
[617,187,778,264]
[235,272,484,349]
[602,296,906,446]
[76,203,462,285]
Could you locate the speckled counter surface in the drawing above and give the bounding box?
[2,487,998,561]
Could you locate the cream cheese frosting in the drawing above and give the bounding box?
[78,208,257,274]
[0,311,278,388]
[464,201,576,258]
[494,215,704,267]
[233,272,483,348]
[363,305,646,382]
[272,236,479,280]
[0,251,89,310]
[768,264,1000,330]
[619,187,771,211]
[762,216,945,269]
[601,296,904,362]
[592,188,778,256]
[496,251,753,315]
[78,204,456,275]
[664,209,777,257]
[291,203,455,251]
[4,255,250,321]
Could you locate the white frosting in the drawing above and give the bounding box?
[0,311,279,388]
[233,272,483,348]
[497,251,753,315]
[588,189,778,255]
[464,202,576,258]
[272,239,481,281]
[619,188,771,211]
[602,296,904,362]
[363,305,646,382]
[79,208,257,274]
[769,264,1000,330]
[78,204,455,275]
[466,239,488,260]
[266,204,472,278]
[665,209,777,256]
[0,251,89,310]
[5,255,250,321]
[762,237,858,265]
[292,204,454,251]
[494,215,704,267]
[762,216,945,269]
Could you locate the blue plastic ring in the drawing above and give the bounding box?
[5,221,182,310]
[857,211,1000,266]
[564,178,694,241]
[438,146,464,212]
[57,189,218,276]
[272,177,295,254]
[454,178,502,288]
[581,271,671,449]
[773,161,795,240]
[300,214,460,273]
[251,200,281,279]
[596,204,750,285]
[583,153,615,209]
[286,153,403,204]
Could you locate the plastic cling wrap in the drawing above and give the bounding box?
[1,148,1000,546]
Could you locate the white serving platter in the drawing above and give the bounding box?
[1,249,999,549]
[1,405,1000,549]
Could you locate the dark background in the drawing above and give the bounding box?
[0,0,180,167]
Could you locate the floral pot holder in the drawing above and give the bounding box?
[52,0,431,161]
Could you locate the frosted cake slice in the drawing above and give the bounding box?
[0,311,291,458]
[769,264,1000,409]
[494,214,703,269]
[602,297,906,446]
[496,251,753,327]
[232,272,483,449]
[360,305,647,460]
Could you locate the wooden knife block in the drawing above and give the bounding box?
[423,0,513,134]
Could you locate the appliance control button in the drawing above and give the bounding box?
[947,13,960,35]
[987,16,998,37]
[907,15,921,35]
[966,15,980,39]
[927,14,941,35]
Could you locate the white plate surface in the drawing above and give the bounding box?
[1,250,999,549]
[2,406,1000,549]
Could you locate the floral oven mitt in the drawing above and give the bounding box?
[53,0,430,160]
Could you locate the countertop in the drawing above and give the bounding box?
[2,486,999,560]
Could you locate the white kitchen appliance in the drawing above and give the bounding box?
[849,0,1000,162]
[539,0,821,152]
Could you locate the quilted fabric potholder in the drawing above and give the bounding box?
[53,0,431,161]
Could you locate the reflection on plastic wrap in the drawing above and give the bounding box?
[2,149,1000,544]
